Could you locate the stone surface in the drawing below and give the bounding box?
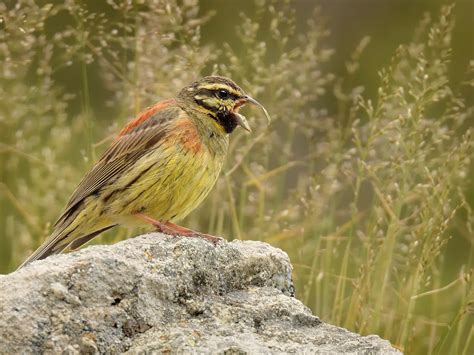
[0,233,400,354]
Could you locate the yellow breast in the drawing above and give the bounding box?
[104,117,228,224]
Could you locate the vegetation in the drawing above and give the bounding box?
[0,1,472,353]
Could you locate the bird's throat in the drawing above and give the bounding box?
[215,111,239,134]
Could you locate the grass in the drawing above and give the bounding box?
[0,1,472,353]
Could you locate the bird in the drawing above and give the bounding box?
[18,76,270,269]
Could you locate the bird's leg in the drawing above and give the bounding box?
[163,221,224,243]
[135,213,223,244]
[135,213,178,235]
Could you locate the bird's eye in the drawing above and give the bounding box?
[216,89,230,99]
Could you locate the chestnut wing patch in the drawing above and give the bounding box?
[54,104,181,227]
[118,99,175,136]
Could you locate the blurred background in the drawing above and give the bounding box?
[0,0,472,353]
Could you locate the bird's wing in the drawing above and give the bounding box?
[54,99,181,227]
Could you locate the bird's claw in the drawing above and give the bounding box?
[190,232,224,244]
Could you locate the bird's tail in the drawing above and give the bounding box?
[17,223,115,270]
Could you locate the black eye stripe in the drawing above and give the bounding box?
[194,97,216,112]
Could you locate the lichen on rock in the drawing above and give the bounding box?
[0,234,400,354]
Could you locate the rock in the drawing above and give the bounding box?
[0,233,400,354]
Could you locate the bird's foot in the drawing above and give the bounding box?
[135,214,224,244]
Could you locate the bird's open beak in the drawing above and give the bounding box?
[243,95,271,125]
[232,95,271,133]
[233,112,252,132]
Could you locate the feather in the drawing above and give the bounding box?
[54,102,181,227]
[17,102,185,269]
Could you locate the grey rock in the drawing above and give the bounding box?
[0,233,400,354]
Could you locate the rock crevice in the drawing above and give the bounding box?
[0,234,399,354]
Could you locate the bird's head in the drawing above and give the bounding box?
[178,76,270,134]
